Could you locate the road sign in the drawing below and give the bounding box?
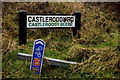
[27,15,75,28]
[30,39,45,74]
[19,11,81,45]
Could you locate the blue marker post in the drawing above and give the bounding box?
[30,39,45,74]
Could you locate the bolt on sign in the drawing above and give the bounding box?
[27,15,75,28]
[30,39,45,74]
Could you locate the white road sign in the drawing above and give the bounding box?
[27,15,75,28]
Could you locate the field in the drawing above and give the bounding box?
[2,2,120,79]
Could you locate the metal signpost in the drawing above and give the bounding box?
[18,53,78,68]
[30,39,45,74]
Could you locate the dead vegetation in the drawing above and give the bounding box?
[2,30,17,54]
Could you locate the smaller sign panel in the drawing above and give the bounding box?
[30,39,45,74]
[27,15,75,28]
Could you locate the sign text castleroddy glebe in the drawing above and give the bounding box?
[27,15,75,28]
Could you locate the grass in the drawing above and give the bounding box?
[2,2,120,79]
